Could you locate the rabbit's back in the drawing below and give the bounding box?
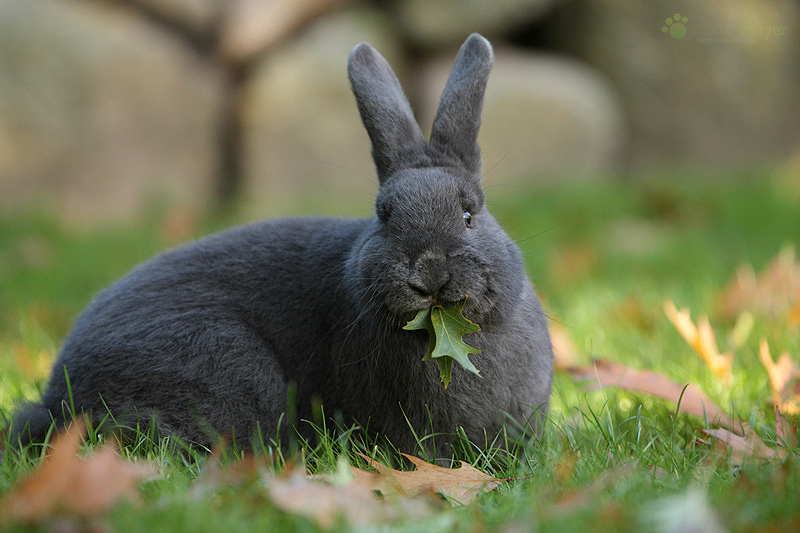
[27,216,369,446]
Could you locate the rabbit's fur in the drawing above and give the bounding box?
[10,34,553,454]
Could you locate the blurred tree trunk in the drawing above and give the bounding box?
[80,0,349,209]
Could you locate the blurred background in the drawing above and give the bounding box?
[0,0,798,223]
[1,0,799,447]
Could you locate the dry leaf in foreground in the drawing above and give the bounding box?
[267,467,394,529]
[355,452,503,505]
[0,423,157,524]
[773,406,798,448]
[191,452,486,527]
[566,359,739,433]
[663,300,734,383]
[268,458,445,528]
[717,246,800,321]
[758,338,800,415]
[700,426,786,464]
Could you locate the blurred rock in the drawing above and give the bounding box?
[241,8,400,214]
[2,0,794,224]
[543,0,800,170]
[0,0,222,222]
[220,0,349,64]
[135,0,220,33]
[416,48,625,184]
[397,0,557,49]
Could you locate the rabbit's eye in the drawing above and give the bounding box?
[462,211,473,228]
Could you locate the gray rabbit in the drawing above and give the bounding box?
[10,34,553,454]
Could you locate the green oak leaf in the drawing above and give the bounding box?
[403,299,481,388]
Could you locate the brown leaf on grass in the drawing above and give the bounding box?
[270,458,444,528]
[191,455,388,528]
[701,426,786,464]
[758,338,800,415]
[267,467,392,529]
[774,406,798,448]
[717,247,800,321]
[355,452,502,505]
[566,359,740,433]
[0,422,157,524]
[664,300,734,383]
[195,455,447,528]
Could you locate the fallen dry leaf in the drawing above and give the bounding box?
[701,426,786,464]
[194,454,445,528]
[355,452,502,506]
[758,338,800,415]
[774,406,798,448]
[267,466,391,529]
[664,300,734,383]
[717,247,800,321]
[270,458,444,528]
[566,359,740,433]
[0,422,157,524]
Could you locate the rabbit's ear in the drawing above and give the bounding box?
[429,34,493,176]
[348,42,425,184]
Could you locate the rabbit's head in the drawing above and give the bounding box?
[348,34,526,326]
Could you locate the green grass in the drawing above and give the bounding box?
[1,171,799,531]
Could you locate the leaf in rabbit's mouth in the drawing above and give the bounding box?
[403,298,481,388]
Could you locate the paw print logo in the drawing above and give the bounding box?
[662,13,688,40]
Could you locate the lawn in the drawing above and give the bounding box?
[1,170,799,531]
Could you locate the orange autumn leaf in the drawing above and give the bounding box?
[717,247,800,322]
[758,338,800,416]
[774,406,798,448]
[0,422,157,524]
[567,359,739,433]
[663,300,734,383]
[355,452,502,505]
[268,466,399,528]
[197,452,491,528]
[191,455,402,529]
[701,426,786,464]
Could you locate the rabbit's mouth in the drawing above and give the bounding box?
[391,282,484,318]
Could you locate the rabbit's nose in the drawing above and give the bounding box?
[409,252,450,297]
